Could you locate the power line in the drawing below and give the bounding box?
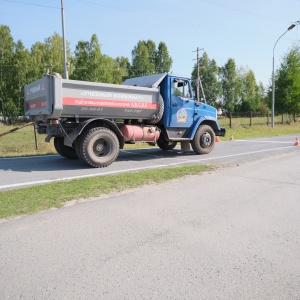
[70,0,283,39]
[71,0,199,28]
[0,0,59,9]
[194,0,293,24]
[2,0,288,40]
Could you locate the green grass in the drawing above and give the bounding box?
[0,165,211,219]
[217,120,300,140]
[0,123,55,157]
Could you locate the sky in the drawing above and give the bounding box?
[1,0,300,87]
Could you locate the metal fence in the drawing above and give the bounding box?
[218,112,300,128]
[0,115,29,124]
[1,113,299,128]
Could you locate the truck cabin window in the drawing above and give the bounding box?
[173,80,191,98]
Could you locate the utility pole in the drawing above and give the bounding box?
[196,47,200,102]
[194,47,206,103]
[61,0,69,79]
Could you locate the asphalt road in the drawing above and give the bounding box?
[0,135,299,190]
[0,135,300,299]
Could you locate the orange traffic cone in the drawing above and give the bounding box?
[295,137,300,146]
[215,136,221,142]
[230,134,234,141]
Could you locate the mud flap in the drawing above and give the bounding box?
[181,141,191,151]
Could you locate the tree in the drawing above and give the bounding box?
[71,40,90,80]
[146,40,156,66]
[72,34,104,82]
[114,56,131,83]
[0,25,14,118]
[98,54,119,84]
[30,42,49,79]
[72,34,122,83]
[11,40,32,117]
[131,40,155,77]
[0,26,36,121]
[130,40,173,77]
[273,44,300,115]
[191,52,222,106]
[0,26,30,121]
[155,42,173,73]
[220,58,242,112]
[44,32,72,77]
[239,68,260,112]
[30,32,72,79]
[257,82,268,114]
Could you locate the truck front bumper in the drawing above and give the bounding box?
[215,128,226,137]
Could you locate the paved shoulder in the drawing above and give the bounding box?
[0,151,299,299]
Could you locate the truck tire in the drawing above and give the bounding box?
[147,94,164,124]
[191,125,215,155]
[157,138,177,150]
[54,137,78,159]
[79,127,119,168]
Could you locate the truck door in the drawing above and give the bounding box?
[168,78,195,128]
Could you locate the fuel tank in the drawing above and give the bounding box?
[120,125,160,143]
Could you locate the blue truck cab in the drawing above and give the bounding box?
[126,73,226,153]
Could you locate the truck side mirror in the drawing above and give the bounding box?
[174,78,184,87]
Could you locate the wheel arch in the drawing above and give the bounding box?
[64,118,125,149]
[188,117,220,140]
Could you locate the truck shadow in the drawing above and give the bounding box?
[117,148,196,163]
[0,148,197,173]
[0,155,88,172]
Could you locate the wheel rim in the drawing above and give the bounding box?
[201,132,212,148]
[92,138,111,157]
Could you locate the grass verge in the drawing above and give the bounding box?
[0,164,211,219]
[0,123,55,157]
[217,123,300,140]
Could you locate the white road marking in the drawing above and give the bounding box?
[167,145,296,166]
[236,139,294,144]
[0,145,297,190]
[0,165,167,190]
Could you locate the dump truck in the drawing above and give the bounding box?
[24,73,226,168]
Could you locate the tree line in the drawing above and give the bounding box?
[0,24,299,122]
[191,46,300,117]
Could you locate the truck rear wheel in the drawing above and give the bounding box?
[79,127,119,168]
[54,137,78,159]
[191,125,215,155]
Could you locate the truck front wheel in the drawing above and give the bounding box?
[191,125,215,155]
[79,127,119,168]
[54,137,78,159]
